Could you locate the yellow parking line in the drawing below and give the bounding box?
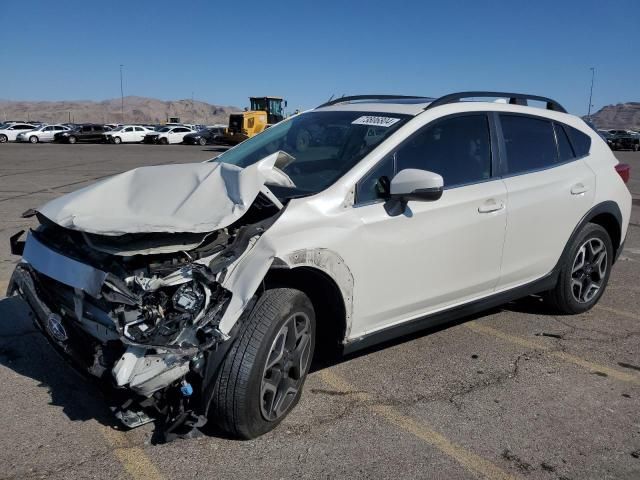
[320,370,517,480]
[466,322,640,385]
[595,304,640,321]
[100,426,164,480]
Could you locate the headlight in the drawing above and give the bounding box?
[172,283,204,313]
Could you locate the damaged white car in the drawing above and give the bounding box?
[8,92,631,440]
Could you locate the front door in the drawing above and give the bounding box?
[344,113,508,338]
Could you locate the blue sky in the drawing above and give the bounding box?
[1,0,638,115]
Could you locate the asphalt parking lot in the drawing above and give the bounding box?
[0,143,639,480]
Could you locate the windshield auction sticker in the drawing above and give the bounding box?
[352,116,401,127]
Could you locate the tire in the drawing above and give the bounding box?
[546,223,613,314]
[113,136,122,144]
[199,137,207,146]
[0,134,7,143]
[29,135,38,144]
[160,137,169,145]
[68,136,77,144]
[209,288,315,439]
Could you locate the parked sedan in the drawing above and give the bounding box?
[143,126,195,144]
[183,127,226,145]
[0,123,37,143]
[104,125,154,144]
[16,124,71,143]
[53,124,107,144]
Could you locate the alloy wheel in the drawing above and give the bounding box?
[571,238,607,303]
[260,312,312,421]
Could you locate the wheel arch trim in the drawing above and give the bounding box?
[556,201,623,273]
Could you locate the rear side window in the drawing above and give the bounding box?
[563,125,591,158]
[500,114,557,174]
[395,114,492,187]
[554,122,575,162]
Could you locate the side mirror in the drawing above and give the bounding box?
[384,169,443,216]
[390,168,444,202]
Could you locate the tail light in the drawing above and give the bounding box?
[615,163,630,184]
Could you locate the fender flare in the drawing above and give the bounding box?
[553,201,623,278]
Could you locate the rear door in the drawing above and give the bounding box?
[496,114,595,290]
[134,126,145,141]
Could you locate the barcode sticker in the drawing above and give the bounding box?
[352,116,401,127]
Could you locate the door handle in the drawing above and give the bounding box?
[478,199,505,213]
[571,183,589,195]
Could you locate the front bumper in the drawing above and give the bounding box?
[8,262,192,396]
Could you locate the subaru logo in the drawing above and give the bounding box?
[46,313,68,342]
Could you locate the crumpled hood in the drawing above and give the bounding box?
[37,153,286,236]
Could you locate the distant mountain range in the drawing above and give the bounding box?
[0,96,241,125]
[587,102,640,130]
[2,96,639,131]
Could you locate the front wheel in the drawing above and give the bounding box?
[68,136,77,144]
[113,136,122,144]
[209,288,315,439]
[0,134,7,143]
[29,136,39,144]
[545,223,613,314]
[160,137,169,145]
[199,137,207,146]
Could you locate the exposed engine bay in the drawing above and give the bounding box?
[8,154,291,441]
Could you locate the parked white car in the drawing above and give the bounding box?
[0,123,37,143]
[16,124,71,143]
[104,125,154,144]
[143,125,195,144]
[7,92,631,440]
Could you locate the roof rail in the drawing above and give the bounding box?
[425,91,567,113]
[317,95,433,108]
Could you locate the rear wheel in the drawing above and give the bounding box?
[113,136,122,144]
[209,288,315,439]
[29,136,38,144]
[0,134,7,143]
[546,223,613,314]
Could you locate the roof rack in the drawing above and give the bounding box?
[317,95,433,108]
[425,91,567,113]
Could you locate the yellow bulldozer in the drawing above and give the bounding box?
[220,96,286,144]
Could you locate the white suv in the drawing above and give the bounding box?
[8,92,631,440]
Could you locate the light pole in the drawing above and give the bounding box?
[587,67,595,120]
[120,64,125,123]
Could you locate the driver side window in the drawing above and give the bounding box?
[356,114,492,205]
[356,154,394,205]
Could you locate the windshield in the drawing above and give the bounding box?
[110,126,124,132]
[214,110,410,197]
[158,127,171,132]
